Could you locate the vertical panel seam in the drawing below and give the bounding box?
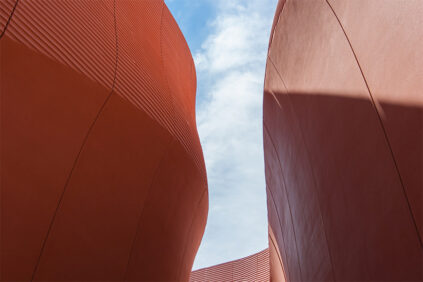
[267,57,336,281]
[326,0,422,248]
[266,185,291,281]
[122,137,174,280]
[122,6,175,279]
[30,0,120,279]
[264,0,287,94]
[264,122,303,281]
[159,1,176,125]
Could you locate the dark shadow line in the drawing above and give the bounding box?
[0,0,19,39]
[122,3,168,280]
[326,0,422,248]
[30,0,120,279]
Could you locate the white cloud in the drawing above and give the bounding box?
[193,0,278,270]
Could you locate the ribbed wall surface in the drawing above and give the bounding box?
[0,0,16,35]
[0,0,207,281]
[190,249,270,282]
[264,0,422,281]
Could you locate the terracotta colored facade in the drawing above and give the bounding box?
[190,249,270,282]
[1,0,207,281]
[264,0,422,281]
[3,0,423,281]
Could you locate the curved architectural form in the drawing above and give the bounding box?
[190,249,270,282]
[264,0,422,281]
[1,0,207,281]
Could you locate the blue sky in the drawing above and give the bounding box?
[165,0,278,270]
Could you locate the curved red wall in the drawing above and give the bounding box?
[1,0,207,281]
[264,0,422,281]
[190,249,270,282]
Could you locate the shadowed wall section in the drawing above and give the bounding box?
[190,249,270,282]
[0,0,207,281]
[264,0,422,281]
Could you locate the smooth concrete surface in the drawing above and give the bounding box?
[264,0,422,281]
[0,0,208,281]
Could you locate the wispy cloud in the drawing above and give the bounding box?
[193,0,278,270]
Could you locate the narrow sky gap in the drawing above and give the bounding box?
[165,0,278,269]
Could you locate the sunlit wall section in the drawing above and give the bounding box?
[0,1,207,281]
[264,0,422,281]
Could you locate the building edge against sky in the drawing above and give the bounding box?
[190,0,422,281]
[1,0,207,281]
[1,0,422,281]
[264,0,422,281]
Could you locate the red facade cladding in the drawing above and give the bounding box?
[190,249,270,282]
[264,0,422,281]
[0,0,208,281]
